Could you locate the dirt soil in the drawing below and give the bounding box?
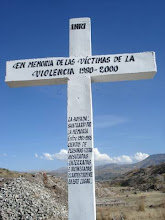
[96,183,165,220]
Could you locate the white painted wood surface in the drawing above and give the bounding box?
[69,17,91,57]
[6,52,156,87]
[68,17,96,220]
[67,76,96,220]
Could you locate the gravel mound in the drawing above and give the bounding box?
[0,177,67,220]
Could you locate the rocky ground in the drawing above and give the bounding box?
[0,171,67,220]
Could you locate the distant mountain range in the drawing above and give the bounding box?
[50,154,165,181]
[131,154,165,168]
[95,154,165,180]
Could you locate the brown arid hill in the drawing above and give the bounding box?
[110,163,165,192]
[0,168,31,187]
[131,154,165,169]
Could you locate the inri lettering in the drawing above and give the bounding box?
[71,23,86,30]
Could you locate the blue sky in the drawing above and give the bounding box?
[0,0,164,171]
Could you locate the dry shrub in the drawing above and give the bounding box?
[162,212,165,220]
[97,206,129,220]
[97,207,104,220]
[96,207,103,220]
[96,207,112,220]
[121,213,127,219]
[96,215,102,220]
[161,197,165,208]
[43,172,48,185]
[161,199,165,220]
[138,196,145,212]
[148,212,152,218]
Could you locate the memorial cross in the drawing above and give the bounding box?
[5,17,157,220]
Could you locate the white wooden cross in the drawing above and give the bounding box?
[5,17,157,220]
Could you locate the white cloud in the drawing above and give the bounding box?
[35,153,43,159]
[54,149,67,160]
[43,153,54,160]
[93,149,133,164]
[94,115,128,128]
[94,148,113,163]
[35,149,68,161]
[133,152,149,161]
[35,148,149,165]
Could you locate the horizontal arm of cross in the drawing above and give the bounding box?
[5,52,156,88]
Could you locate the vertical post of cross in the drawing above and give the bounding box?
[67,18,96,220]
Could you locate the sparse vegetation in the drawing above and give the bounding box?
[138,196,145,212]
[96,190,165,220]
[95,162,165,220]
[43,172,48,185]
[0,161,165,219]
